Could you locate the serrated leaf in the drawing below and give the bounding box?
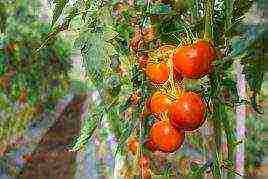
[51,0,68,28]
[71,114,98,151]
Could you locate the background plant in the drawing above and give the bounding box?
[0,0,72,145]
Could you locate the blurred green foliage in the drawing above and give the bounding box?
[0,0,72,141]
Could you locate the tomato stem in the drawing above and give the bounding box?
[204,0,215,40]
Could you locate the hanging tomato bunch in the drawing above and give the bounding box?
[127,23,216,175]
[144,39,215,152]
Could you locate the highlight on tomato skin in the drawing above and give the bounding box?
[145,61,169,84]
[170,91,206,131]
[150,120,185,153]
[172,40,216,79]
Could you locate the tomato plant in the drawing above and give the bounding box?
[0,0,72,145]
[19,0,265,178]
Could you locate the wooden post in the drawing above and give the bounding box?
[234,60,246,178]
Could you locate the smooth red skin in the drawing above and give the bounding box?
[149,91,173,115]
[146,62,169,84]
[170,92,205,131]
[173,40,215,79]
[144,138,158,152]
[150,121,184,153]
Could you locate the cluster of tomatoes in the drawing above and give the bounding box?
[128,39,216,177]
[144,39,215,152]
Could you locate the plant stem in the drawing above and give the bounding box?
[204,0,215,40]
[209,74,222,179]
[204,0,222,178]
[223,1,237,179]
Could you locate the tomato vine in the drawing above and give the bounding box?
[1,0,265,178]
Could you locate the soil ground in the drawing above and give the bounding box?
[19,94,86,179]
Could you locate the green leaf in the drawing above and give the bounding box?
[71,103,107,151]
[0,2,7,33]
[148,3,171,15]
[232,0,254,19]
[71,113,98,151]
[108,108,122,139]
[243,57,264,93]
[211,152,221,178]
[82,0,91,22]
[51,0,68,28]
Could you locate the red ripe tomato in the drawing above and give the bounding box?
[149,91,173,115]
[5,43,17,53]
[170,92,205,131]
[144,138,158,152]
[146,61,169,84]
[150,120,184,153]
[127,137,139,155]
[139,155,150,169]
[173,40,215,79]
[21,154,33,163]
